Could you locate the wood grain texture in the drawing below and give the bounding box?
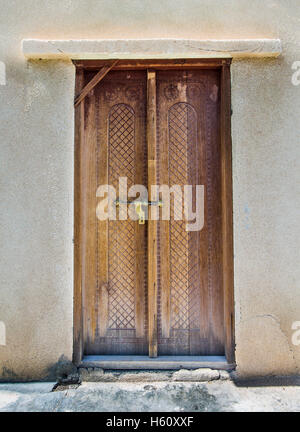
[75,61,234,364]
[74,60,118,107]
[82,89,98,350]
[96,75,109,339]
[221,60,235,363]
[73,68,85,365]
[84,70,148,355]
[147,70,158,357]
[156,69,224,356]
[74,59,224,71]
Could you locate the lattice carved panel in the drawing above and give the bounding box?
[168,102,198,330]
[108,103,136,330]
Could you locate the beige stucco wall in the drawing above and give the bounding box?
[0,0,299,380]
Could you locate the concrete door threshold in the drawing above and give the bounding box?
[80,355,234,371]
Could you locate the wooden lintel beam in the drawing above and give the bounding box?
[73,58,226,71]
[74,60,119,107]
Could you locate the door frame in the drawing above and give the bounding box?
[73,58,235,366]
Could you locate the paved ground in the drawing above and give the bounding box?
[0,380,300,412]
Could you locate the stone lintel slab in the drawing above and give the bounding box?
[22,38,282,60]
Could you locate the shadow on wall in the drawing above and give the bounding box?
[0,355,77,383]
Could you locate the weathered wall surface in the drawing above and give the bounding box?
[0,0,299,380]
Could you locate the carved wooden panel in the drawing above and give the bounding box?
[81,68,224,357]
[168,103,198,333]
[157,70,224,355]
[83,71,148,354]
[108,104,136,330]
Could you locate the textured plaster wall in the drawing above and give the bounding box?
[0,0,299,380]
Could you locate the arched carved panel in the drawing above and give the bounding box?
[168,102,200,335]
[108,103,136,330]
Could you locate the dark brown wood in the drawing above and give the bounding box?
[156,74,171,341]
[147,70,158,357]
[73,68,85,365]
[83,70,148,355]
[74,59,224,71]
[82,86,98,350]
[156,69,225,356]
[220,60,235,363]
[74,61,234,364]
[74,60,119,107]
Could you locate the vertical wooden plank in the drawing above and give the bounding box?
[196,72,210,355]
[184,71,201,355]
[221,60,235,363]
[134,76,147,339]
[97,85,109,338]
[89,71,148,355]
[156,73,171,340]
[73,67,85,364]
[82,88,98,346]
[147,70,158,357]
[134,215,146,338]
[205,70,225,354]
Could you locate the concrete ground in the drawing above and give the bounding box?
[0,380,300,412]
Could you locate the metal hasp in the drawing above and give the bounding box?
[115,199,163,224]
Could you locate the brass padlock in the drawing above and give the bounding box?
[134,202,145,225]
[114,199,162,224]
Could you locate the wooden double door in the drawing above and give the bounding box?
[80,67,226,358]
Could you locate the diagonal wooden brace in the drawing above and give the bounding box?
[74,60,119,107]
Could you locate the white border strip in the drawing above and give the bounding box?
[22,39,282,60]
